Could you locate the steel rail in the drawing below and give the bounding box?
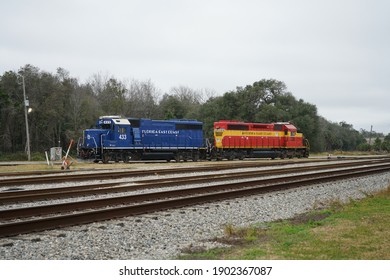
[0,163,390,237]
[0,159,325,178]
[0,168,111,178]
[0,158,366,186]
[0,160,385,204]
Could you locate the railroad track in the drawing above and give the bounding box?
[1,160,390,237]
[0,159,386,204]
[0,158,363,186]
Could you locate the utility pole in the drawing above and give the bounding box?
[368,125,373,145]
[22,75,31,161]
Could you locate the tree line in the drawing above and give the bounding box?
[0,64,388,159]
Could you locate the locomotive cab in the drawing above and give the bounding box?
[102,118,132,147]
[78,116,132,161]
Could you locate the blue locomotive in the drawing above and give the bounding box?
[78,116,205,163]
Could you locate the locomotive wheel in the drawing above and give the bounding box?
[129,152,141,161]
[102,153,110,164]
[175,153,183,162]
[192,153,199,162]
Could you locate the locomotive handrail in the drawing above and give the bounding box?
[100,134,104,156]
[76,137,82,154]
[304,139,310,149]
[89,136,98,157]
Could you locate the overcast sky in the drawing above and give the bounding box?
[1,0,389,133]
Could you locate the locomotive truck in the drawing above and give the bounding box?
[77,116,309,163]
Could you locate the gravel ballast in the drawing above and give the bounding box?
[1,172,389,260]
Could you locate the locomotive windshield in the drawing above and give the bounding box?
[274,124,283,131]
[101,123,111,130]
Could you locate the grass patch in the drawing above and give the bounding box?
[0,161,135,172]
[179,187,390,260]
[0,152,46,161]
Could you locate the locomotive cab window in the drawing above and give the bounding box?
[118,127,127,134]
[274,124,283,131]
[101,124,111,130]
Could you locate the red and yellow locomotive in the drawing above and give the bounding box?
[211,120,309,160]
